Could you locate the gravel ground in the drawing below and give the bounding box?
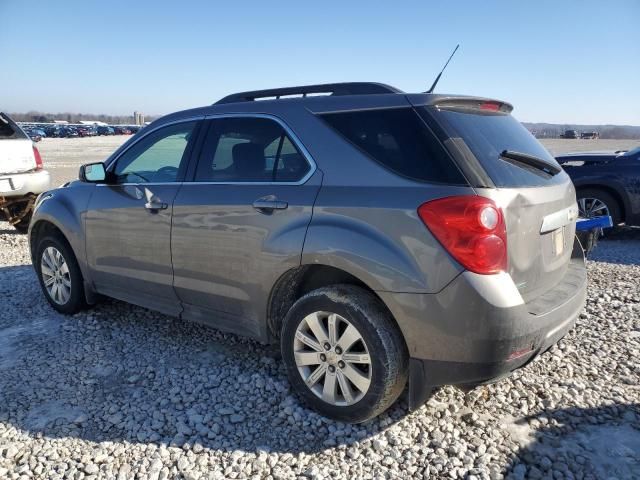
[0,225,638,479]
[1,136,639,479]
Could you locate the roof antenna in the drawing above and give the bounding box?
[427,44,460,93]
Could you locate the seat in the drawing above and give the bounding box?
[232,143,268,181]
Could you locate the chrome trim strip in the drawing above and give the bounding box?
[103,113,317,187]
[540,204,579,233]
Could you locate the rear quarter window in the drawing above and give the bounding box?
[319,108,467,185]
[0,114,28,139]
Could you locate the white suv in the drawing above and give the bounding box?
[0,112,50,232]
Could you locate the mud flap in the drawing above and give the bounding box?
[408,358,434,410]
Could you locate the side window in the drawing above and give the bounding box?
[113,121,197,183]
[195,117,311,182]
[320,108,466,184]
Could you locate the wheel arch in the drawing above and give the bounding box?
[575,183,628,223]
[266,264,407,348]
[31,217,101,305]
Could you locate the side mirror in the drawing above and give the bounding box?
[79,162,107,183]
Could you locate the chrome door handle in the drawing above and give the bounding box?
[252,199,288,211]
[144,201,168,211]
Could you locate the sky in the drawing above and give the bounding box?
[1,0,638,125]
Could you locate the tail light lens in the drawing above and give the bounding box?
[418,196,507,274]
[33,146,43,170]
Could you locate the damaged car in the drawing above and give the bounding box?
[557,146,640,227]
[0,112,50,232]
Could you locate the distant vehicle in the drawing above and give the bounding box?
[557,146,640,226]
[562,129,579,139]
[127,125,142,134]
[580,132,599,139]
[29,82,586,422]
[97,126,115,136]
[59,127,79,138]
[26,128,45,142]
[78,126,97,137]
[44,126,62,138]
[0,112,51,232]
[113,126,132,135]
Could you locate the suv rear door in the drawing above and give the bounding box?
[0,113,36,174]
[413,97,579,302]
[171,115,321,339]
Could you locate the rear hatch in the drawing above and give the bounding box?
[413,97,578,302]
[0,112,37,174]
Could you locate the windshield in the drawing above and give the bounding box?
[421,107,566,187]
[622,146,640,156]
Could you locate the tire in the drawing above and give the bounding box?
[35,234,87,314]
[281,284,408,423]
[576,188,622,226]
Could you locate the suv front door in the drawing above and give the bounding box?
[85,119,201,315]
[171,115,321,338]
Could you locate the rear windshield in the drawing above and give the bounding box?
[421,107,564,187]
[0,114,28,140]
[319,108,466,185]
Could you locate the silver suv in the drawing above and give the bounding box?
[29,83,586,422]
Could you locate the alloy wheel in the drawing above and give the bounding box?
[293,311,372,406]
[578,197,610,219]
[41,246,72,305]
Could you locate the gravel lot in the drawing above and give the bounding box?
[0,137,639,479]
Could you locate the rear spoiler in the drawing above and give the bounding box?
[407,95,514,114]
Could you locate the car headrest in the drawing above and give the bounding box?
[232,142,266,180]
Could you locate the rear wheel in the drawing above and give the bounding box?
[281,285,408,423]
[576,188,622,226]
[35,234,87,314]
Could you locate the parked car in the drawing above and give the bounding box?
[78,126,97,137]
[0,112,51,232]
[562,129,579,139]
[29,82,586,422]
[44,126,62,138]
[60,127,79,138]
[97,126,115,136]
[128,125,142,134]
[113,126,132,135]
[580,131,599,139]
[557,146,640,226]
[25,128,45,142]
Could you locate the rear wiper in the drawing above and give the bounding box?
[499,150,562,176]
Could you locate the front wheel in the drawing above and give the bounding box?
[281,285,408,423]
[35,234,87,314]
[576,188,622,225]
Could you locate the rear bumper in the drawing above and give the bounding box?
[378,238,587,408]
[0,170,51,197]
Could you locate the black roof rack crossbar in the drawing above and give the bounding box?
[215,82,402,104]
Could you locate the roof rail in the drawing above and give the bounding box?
[215,82,403,105]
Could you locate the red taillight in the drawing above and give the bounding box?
[417,196,507,275]
[33,146,43,170]
[479,101,501,111]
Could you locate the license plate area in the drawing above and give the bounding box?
[551,226,566,256]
